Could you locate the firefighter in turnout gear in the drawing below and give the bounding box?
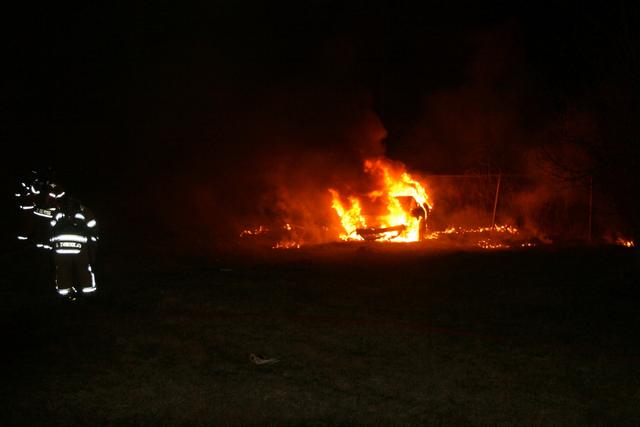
[49,197,98,299]
[15,169,66,249]
[14,170,41,243]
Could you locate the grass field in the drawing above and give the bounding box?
[1,242,639,426]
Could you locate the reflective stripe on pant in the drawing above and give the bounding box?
[54,248,94,292]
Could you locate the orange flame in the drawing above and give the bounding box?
[329,157,431,242]
[329,189,366,240]
[616,237,635,248]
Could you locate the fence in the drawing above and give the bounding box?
[422,174,597,242]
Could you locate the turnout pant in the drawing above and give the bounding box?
[53,248,96,294]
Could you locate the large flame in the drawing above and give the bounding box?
[329,190,366,240]
[329,157,432,242]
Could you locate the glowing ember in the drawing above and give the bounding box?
[426,224,519,239]
[240,223,302,249]
[477,239,510,249]
[616,238,635,248]
[423,224,533,249]
[329,157,432,242]
[239,225,270,237]
[272,241,301,249]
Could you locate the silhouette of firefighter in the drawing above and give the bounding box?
[49,197,99,299]
[14,170,40,243]
[14,168,66,249]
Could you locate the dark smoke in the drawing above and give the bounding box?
[388,23,619,243]
[142,84,388,253]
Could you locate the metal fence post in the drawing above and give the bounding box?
[491,173,501,228]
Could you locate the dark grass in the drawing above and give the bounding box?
[1,242,639,426]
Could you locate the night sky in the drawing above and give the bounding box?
[3,1,639,246]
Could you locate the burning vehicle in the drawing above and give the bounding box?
[329,158,432,242]
[340,194,430,241]
[239,157,433,247]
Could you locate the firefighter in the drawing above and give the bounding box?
[33,180,66,250]
[49,197,98,299]
[14,170,40,242]
[14,170,66,249]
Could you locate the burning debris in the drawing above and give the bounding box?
[425,224,522,249]
[329,157,432,242]
[425,224,519,239]
[272,242,301,249]
[240,223,302,249]
[239,226,270,238]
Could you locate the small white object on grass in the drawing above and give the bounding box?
[249,353,279,365]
